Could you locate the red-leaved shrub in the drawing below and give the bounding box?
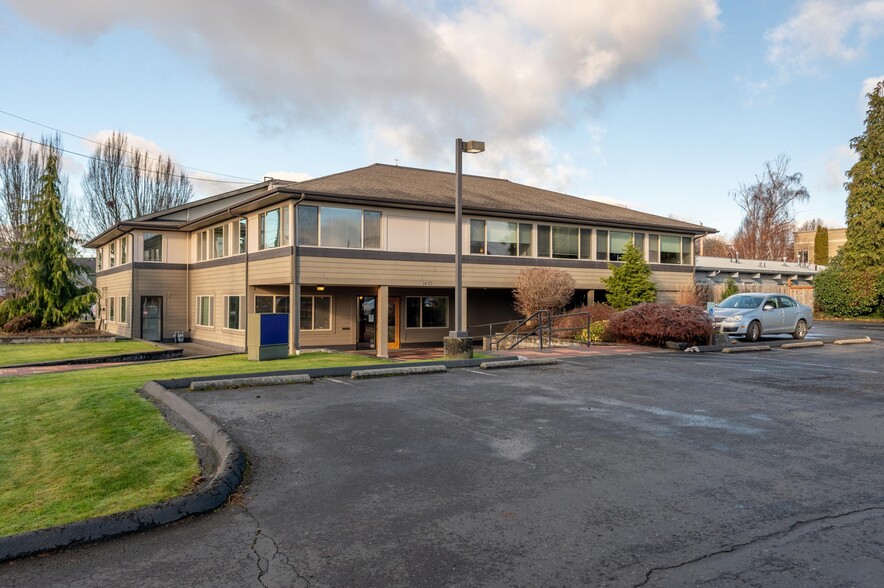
[552,303,617,338]
[605,303,713,347]
[3,314,38,333]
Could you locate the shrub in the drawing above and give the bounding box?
[605,303,714,347]
[814,257,883,317]
[3,314,38,333]
[677,282,708,306]
[553,303,616,340]
[575,320,611,343]
[720,278,740,301]
[513,268,575,319]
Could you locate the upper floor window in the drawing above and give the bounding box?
[109,242,116,268]
[469,220,532,256]
[596,230,646,262]
[119,237,128,264]
[297,205,381,249]
[143,233,162,262]
[537,225,579,259]
[648,234,691,264]
[96,250,103,271]
[259,208,281,250]
[213,225,226,258]
[239,219,247,254]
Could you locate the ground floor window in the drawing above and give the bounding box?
[225,295,243,330]
[109,296,115,322]
[406,296,448,329]
[119,296,128,324]
[196,296,213,327]
[255,295,290,314]
[300,295,331,330]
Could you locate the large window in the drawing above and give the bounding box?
[660,235,681,264]
[300,295,331,330]
[196,296,213,327]
[119,296,128,324]
[298,205,382,249]
[471,220,532,256]
[406,296,448,329]
[259,209,281,250]
[552,226,578,259]
[239,219,247,254]
[609,231,632,261]
[579,229,592,260]
[143,233,162,262]
[597,230,646,261]
[537,225,551,257]
[225,296,243,330]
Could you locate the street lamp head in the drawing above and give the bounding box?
[461,140,485,154]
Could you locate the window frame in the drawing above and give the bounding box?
[109,242,116,268]
[299,294,333,331]
[405,295,449,329]
[239,218,247,254]
[213,225,226,259]
[143,233,163,262]
[109,296,116,322]
[196,295,214,327]
[119,236,128,265]
[259,208,282,250]
[224,295,244,331]
[119,296,128,324]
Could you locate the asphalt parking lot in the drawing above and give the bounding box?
[3,323,882,587]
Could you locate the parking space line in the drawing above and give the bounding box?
[464,369,498,376]
[327,378,356,386]
[751,355,881,375]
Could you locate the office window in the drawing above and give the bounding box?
[682,237,692,265]
[259,209,281,250]
[282,206,290,245]
[213,226,225,259]
[363,210,381,249]
[119,296,128,324]
[537,225,551,257]
[634,233,645,258]
[197,230,208,261]
[109,242,116,268]
[196,296,213,326]
[320,207,362,248]
[96,250,103,271]
[143,233,162,262]
[660,235,681,264]
[487,221,518,256]
[406,296,448,328]
[595,230,608,261]
[275,296,290,314]
[225,296,243,330]
[518,223,532,256]
[609,231,632,261]
[120,237,128,264]
[297,205,318,246]
[470,220,486,254]
[552,226,578,259]
[239,218,247,253]
[300,295,331,330]
[109,297,116,321]
[579,229,592,260]
[649,234,660,263]
[255,295,274,313]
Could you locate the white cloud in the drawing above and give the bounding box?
[85,130,167,158]
[7,0,720,193]
[767,0,884,74]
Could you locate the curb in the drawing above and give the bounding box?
[480,358,560,369]
[191,374,311,391]
[721,345,771,353]
[0,381,245,563]
[0,348,184,369]
[781,341,825,349]
[833,337,873,345]
[351,365,448,379]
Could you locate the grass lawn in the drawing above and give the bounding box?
[0,340,164,367]
[0,351,391,537]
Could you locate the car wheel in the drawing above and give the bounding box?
[745,321,761,343]
[792,319,807,340]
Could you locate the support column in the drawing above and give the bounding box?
[289,282,298,356]
[460,286,469,332]
[377,285,389,359]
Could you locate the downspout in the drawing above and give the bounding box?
[231,209,250,352]
[121,228,136,339]
[290,193,306,355]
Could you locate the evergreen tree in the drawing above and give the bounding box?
[814,226,829,265]
[1,154,96,328]
[603,240,657,310]
[842,80,884,269]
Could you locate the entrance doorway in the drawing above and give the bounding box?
[141,296,163,341]
[357,295,400,349]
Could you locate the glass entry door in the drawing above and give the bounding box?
[141,296,162,341]
[357,296,399,349]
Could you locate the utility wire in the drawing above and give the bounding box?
[0,129,255,185]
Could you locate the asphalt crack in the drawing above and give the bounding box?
[240,504,312,588]
[633,505,884,587]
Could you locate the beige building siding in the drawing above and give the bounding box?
[793,228,847,264]
[96,269,133,338]
[190,262,247,350]
[250,255,292,285]
[135,268,188,340]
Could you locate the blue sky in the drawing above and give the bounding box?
[1,0,882,238]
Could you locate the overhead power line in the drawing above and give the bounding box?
[0,129,256,185]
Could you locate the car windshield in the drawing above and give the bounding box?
[718,295,765,309]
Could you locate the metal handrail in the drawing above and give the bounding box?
[467,309,592,350]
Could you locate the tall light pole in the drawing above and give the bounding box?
[451,138,485,337]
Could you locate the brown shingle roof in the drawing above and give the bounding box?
[290,163,713,234]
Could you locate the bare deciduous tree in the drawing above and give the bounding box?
[82,131,194,236]
[797,218,826,231]
[0,133,69,297]
[695,235,730,257]
[513,267,575,318]
[731,155,809,260]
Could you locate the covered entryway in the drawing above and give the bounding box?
[357,295,400,350]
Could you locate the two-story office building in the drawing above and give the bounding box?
[85,164,714,357]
